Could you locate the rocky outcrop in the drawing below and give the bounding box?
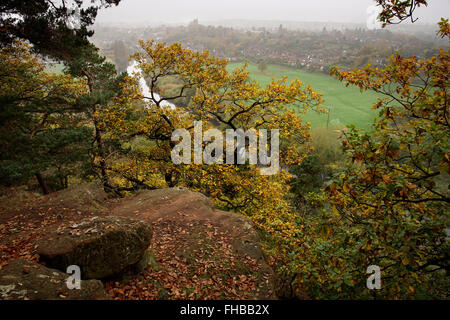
[37,216,152,279]
[112,189,268,264]
[111,188,276,299]
[2,184,278,299]
[0,259,109,300]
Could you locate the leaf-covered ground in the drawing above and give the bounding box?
[0,185,275,300]
[106,220,269,300]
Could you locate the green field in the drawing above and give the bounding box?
[45,61,379,130]
[227,62,381,130]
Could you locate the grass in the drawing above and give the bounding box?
[45,60,380,130]
[227,62,381,130]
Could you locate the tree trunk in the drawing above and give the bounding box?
[165,172,175,187]
[35,172,50,195]
[83,68,110,193]
[93,109,109,191]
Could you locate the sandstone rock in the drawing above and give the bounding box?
[45,182,108,212]
[111,188,276,299]
[0,259,109,300]
[37,216,152,279]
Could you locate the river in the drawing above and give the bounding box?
[126,61,177,110]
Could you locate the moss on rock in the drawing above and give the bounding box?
[37,216,152,279]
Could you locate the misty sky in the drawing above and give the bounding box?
[95,0,450,25]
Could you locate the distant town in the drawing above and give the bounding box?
[92,19,446,74]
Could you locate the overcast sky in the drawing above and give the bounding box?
[95,0,450,25]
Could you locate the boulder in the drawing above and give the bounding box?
[37,216,152,279]
[0,259,109,300]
